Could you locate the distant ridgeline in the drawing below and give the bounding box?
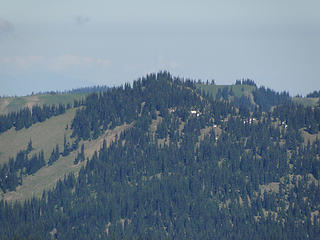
[198,78,291,112]
[0,85,110,134]
[1,72,320,239]
[27,85,110,96]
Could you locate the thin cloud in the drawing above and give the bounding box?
[0,17,14,34]
[0,56,44,69]
[75,15,90,26]
[49,55,94,71]
[156,55,181,71]
[0,55,111,71]
[49,55,111,71]
[96,58,111,68]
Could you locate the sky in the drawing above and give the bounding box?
[0,0,319,96]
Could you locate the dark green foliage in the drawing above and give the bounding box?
[74,144,85,165]
[235,79,257,86]
[25,151,45,175]
[62,135,71,157]
[1,72,320,239]
[71,72,201,140]
[253,86,290,111]
[27,138,33,153]
[48,145,60,166]
[306,90,320,98]
[273,102,320,134]
[0,148,46,192]
[0,104,66,134]
[233,95,255,112]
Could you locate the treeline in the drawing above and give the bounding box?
[198,82,290,112]
[216,87,234,101]
[272,102,320,134]
[228,85,291,112]
[66,85,109,94]
[71,71,202,140]
[0,135,78,192]
[235,78,257,86]
[306,90,320,98]
[34,85,110,95]
[0,104,68,134]
[0,140,45,192]
[253,86,290,111]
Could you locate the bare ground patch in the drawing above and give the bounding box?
[301,130,320,146]
[259,182,280,194]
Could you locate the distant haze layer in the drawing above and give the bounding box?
[0,0,319,96]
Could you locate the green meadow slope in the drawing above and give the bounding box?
[292,97,320,107]
[196,83,257,98]
[0,92,86,115]
[0,109,75,165]
[0,105,131,201]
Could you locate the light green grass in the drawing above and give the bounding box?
[2,150,86,202]
[0,93,87,115]
[5,97,27,113]
[0,109,76,165]
[196,84,256,98]
[0,108,81,201]
[38,93,87,106]
[301,129,320,146]
[0,124,131,202]
[293,97,319,107]
[0,110,131,202]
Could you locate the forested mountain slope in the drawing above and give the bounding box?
[0,72,320,239]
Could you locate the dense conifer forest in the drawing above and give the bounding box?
[0,104,68,134]
[0,72,320,239]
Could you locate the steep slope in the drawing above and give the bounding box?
[2,123,132,202]
[0,109,75,165]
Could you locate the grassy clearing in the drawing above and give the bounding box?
[196,84,256,98]
[0,93,87,115]
[0,109,76,164]
[38,93,87,106]
[0,120,132,202]
[301,129,320,146]
[2,151,82,202]
[293,97,319,107]
[4,97,27,113]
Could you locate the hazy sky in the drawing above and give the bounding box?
[0,0,319,96]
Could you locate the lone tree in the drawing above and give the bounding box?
[27,138,33,153]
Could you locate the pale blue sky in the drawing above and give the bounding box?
[0,0,319,96]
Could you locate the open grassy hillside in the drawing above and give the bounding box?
[0,109,132,201]
[0,89,132,202]
[292,97,319,107]
[0,92,86,115]
[0,109,76,164]
[2,150,81,201]
[196,83,256,98]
